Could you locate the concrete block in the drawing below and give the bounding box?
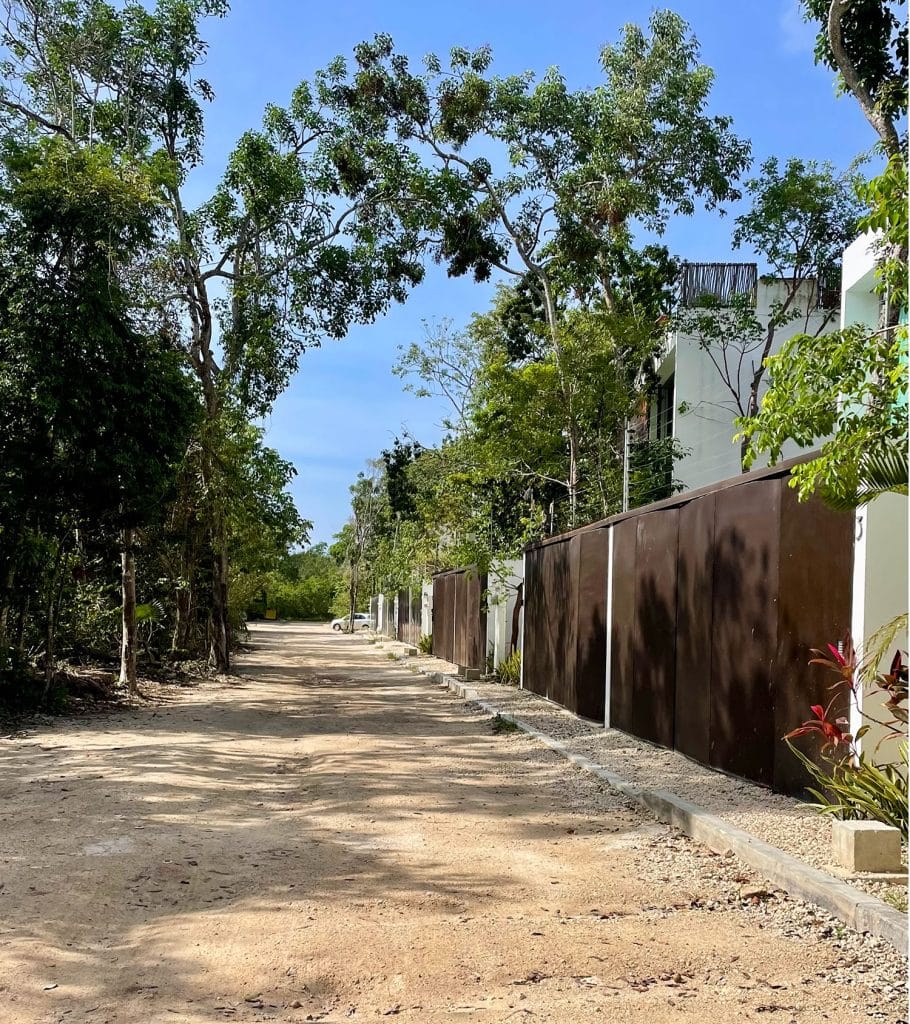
[405,647,418,656]
[458,666,480,681]
[832,820,904,873]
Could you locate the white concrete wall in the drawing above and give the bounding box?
[842,233,909,760]
[663,277,837,492]
[421,582,433,639]
[486,559,524,674]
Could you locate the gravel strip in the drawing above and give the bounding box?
[369,636,908,910]
[475,704,909,1017]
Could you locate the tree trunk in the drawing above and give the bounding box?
[42,540,66,702]
[510,582,523,654]
[827,0,901,159]
[173,581,194,654]
[119,529,138,694]
[0,561,15,667]
[210,538,230,672]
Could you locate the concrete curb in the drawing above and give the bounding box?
[384,646,908,953]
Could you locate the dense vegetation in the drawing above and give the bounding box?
[0,0,904,705]
[331,1,907,613]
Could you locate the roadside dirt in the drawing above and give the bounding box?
[0,622,903,1023]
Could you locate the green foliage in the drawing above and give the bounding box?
[786,633,909,837]
[245,545,342,621]
[787,740,908,839]
[740,316,907,503]
[739,145,908,505]
[800,0,907,156]
[490,713,520,734]
[494,649,521,687]
[418,633,433,655]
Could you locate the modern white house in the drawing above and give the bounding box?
[650,262,839,490]
[649,246,906,760]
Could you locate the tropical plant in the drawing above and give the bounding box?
[785,629,909,837]
[495,649,521,687]
[418,633,433,655]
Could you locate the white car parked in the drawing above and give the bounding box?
[331,612,372,631]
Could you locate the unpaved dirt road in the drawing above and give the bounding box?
[0,622,901,1023]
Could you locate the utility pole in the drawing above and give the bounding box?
[622,421,631,513]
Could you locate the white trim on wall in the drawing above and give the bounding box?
[604,525,614,729]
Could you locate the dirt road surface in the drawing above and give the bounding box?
[0,622,902,1023]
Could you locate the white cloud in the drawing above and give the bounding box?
[779,1,816,54]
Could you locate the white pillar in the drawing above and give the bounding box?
[604,525,614,729]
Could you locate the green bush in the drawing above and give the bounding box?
[418,633,433,654]
[494,649,521,686]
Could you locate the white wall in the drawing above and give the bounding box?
[421,581,433,638]
[842,234,909,759]
[486,559,524,674]
[664,277,837,492]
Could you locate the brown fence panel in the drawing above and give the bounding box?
[452,573,465,665]
[632,510,679,747]
[522,548,546,697]
[522,539,578,707]
[609,518,638,732]
[432,569,487,671]
[773,484,854,793]
[546,538,580,710]
[397,588,408,642]
[432,573,455,663]
[575,529,609,721]
[674,493,715,765]
[460,571,487,672]
[709,479,780,786]
[409,588,422,646]
[396,587,420,646]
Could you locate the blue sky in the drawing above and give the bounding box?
[187,0,877,545]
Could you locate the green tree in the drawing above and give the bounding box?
[740,4,908,507]
[801,0,906,159]
[0,1,429,669]
[0,139,196,695]
[325,13,749,520]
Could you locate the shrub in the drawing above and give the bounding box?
[491,713,520,734]
[418,633,433,655]
[495,649,521,686]
[786,624,908,839]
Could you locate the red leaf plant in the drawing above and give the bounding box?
[785,700,853,754]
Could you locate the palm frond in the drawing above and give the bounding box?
[821,443,909,511]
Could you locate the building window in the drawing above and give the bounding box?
[655,374,675,440]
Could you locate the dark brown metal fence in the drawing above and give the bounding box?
[524,458,854,794]
[396,587,422,647]
[522,529,610,720]
[432,568,487,671]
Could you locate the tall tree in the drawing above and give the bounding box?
[0,0,428,668]
[324,13,750,521]
[802,0,906,159]
[0,138,196,692]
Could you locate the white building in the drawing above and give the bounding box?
[652,263,838,490]
[652,247,906,760]
[841,235,908,755]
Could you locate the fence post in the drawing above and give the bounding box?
[604,525,614,729]
[622,421,631,513]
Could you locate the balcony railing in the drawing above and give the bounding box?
[677,262,758,308]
